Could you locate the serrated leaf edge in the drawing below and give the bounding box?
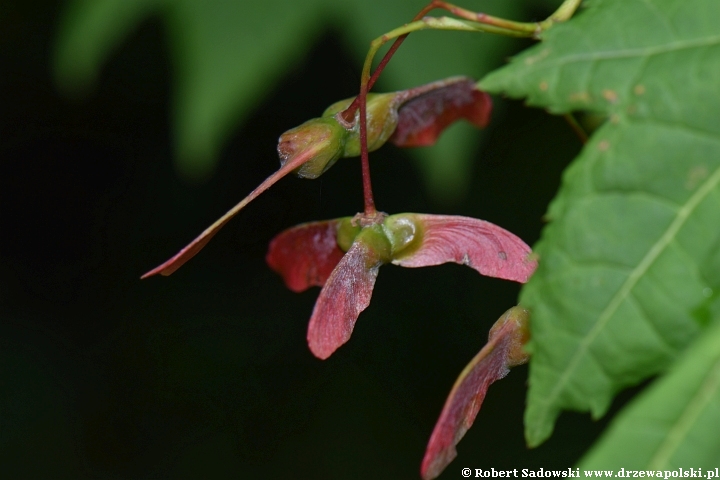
[533,146,720,433]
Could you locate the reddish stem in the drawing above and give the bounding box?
[340,37,404,124]
[353,1,440,215]
[358,76,376,214]
[340,1,438,124]
[563,113,588,144]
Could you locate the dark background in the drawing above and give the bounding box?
[1,2,630,479]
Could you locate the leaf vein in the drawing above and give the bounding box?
[630,116,720,142]
[593,189,682,210]
[641,0,680,41]
[647,351,720,468]
[537,162,720,415]
[534,34,720,71]
[625,292,677,354]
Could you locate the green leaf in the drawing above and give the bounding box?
[165,0,326,178]
[480,0,720,446]
[55,0,326,179]
[579,319,720,469]
[53,0,533,196]
[54,0,168,94]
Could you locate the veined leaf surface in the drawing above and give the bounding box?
[579,319,720,469]
[481,0,720,446]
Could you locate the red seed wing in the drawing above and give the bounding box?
[266,220,344,293]
[306,241,381,360]
[421,307,529,480]
[393,215,536,283]
[141,143,323,279]
[390,77,492,148]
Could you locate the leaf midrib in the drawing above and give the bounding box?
[647,350,720,468]
[536,142,720,423]
[528,33,720,71]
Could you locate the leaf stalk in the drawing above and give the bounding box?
[352,0,583,216]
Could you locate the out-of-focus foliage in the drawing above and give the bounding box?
[54,0,554,201]
[482,0,720,455]
[2,1,590,478]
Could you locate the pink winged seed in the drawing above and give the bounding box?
[391,77,492,148]
[140,142,325,279]
[421,307,530,480]
[265,220,345,293]
[393,215,536,283]
[306,241,382,360]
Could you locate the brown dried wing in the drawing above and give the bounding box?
[391,77,492,148]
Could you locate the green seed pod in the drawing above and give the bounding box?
[323,92,400,157]
[336,217,363,252]
[278,76,493,180]
[277,117,346,179]
[142,79,492,280]
[382,214,422,257]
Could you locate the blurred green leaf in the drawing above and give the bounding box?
[53,0,550,197]
[54,0,168,94]
[579,319,720,469]
[164,0,326,178]
[56,0,326,179]
[481,0,720,447]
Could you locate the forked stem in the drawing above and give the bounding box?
[352,0,583,215]
[355,15,517,215]
[342,0,582,121]
[340,2,437,124]
[358,76,375,214]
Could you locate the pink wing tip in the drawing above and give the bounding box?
[140,250,193,279]
[141,142,324,281]
[421,445,457,480]
[306,306,352,360]
[140,230,219,279]
[305,241,380,360]
[392,214,536,284]
[140,266,163,279]
[307,338,340,360]
[140,261,180,279]
[420,307,530,480]
[521,256,538,283]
